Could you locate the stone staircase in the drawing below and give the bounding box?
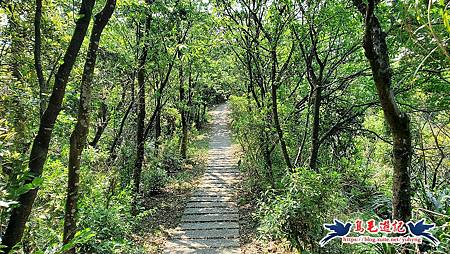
[164,104,240,254]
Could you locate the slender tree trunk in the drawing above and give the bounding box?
[154,92,162,154]
[353,0,412,223]
[142,48,177,142]
[2,0,96,251]
[34,0,46,117]
[63,1,115,252]
[108,101,133,163]
[202,103,207,122]
[270,49,292,169]
[89,101,108,148]
[298,29,325,171]
[294,92,312,166]
[179,54,188,160]
[194,107,201,129]
[186,65,194,125]
[261,133,274,188]
[132,17,150,215]
[308,83,321,170]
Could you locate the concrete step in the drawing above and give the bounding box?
[186,201,235,208]
[192,190,235,197]
[178,222,239,230]
[184,207,238,215]
[172,228,239,239]
[164,247,240,254]
[205,171,240,175]
[202,175,239,178]
[166,238,240,249]
[198,184,235,189]
[181,213,238,222]
[200,180,239,185]
[206,164,236,167]
[190,196,233,202]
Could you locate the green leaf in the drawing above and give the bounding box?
[32,177,44,187]
[58,228,96,253]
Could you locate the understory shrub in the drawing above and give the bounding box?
[257,167,345,252]
[159,148,182,173]
[142,167,169,195]
[78,188,142,253]
[417,186,450,253]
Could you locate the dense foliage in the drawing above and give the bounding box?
[222,0,449,253]
[0,0,449,253]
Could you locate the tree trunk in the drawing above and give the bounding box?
[270,49,292,169]
[353,0,412,223]
[89,101,108,148]
[261,133,274,188]
[142,47,177,142]
[194,107,201,129]
[187,65,194,126]
[2,0,96,251]
[297,26,325,171]
[154,93,162,154]
[202,103,207,122]
[132,17,150,215]
[108,101,133,163]
[308,83,321,170]
[179,54,188,160]
[34,0,46,117]
[62,0,115,252]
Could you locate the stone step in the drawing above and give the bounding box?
[200,180,239,184]
[193,187,235,191]
[192,194,234,198]
[206,166,237,169]
[201,176,239,179]
[201,177,239,180]
[198,184,235,189]
[184,207,238,215]
[186,201,235,208]
[164,247,240,254]
[203,171,239,174]
[207,162,235,165]
[204,170,237,172]
[207,163,236,166]
[166,238,240,249]
[205,166,238,169]
[207,165,237,168]
[205,170,237,174]
[190,196,233,202]
[181,213,238,222]
[179,222,239,230]
[172,228,239,239]
[205,171,239,175]
[200,179,238,184]
[202,180,236,184]
[202,174,239,179]
[208,161,234,163]
[192,190,235,197]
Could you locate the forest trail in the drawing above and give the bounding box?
[164,103,241,254]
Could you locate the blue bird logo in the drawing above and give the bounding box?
[406,219,440,246]
[319,219,353,247]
